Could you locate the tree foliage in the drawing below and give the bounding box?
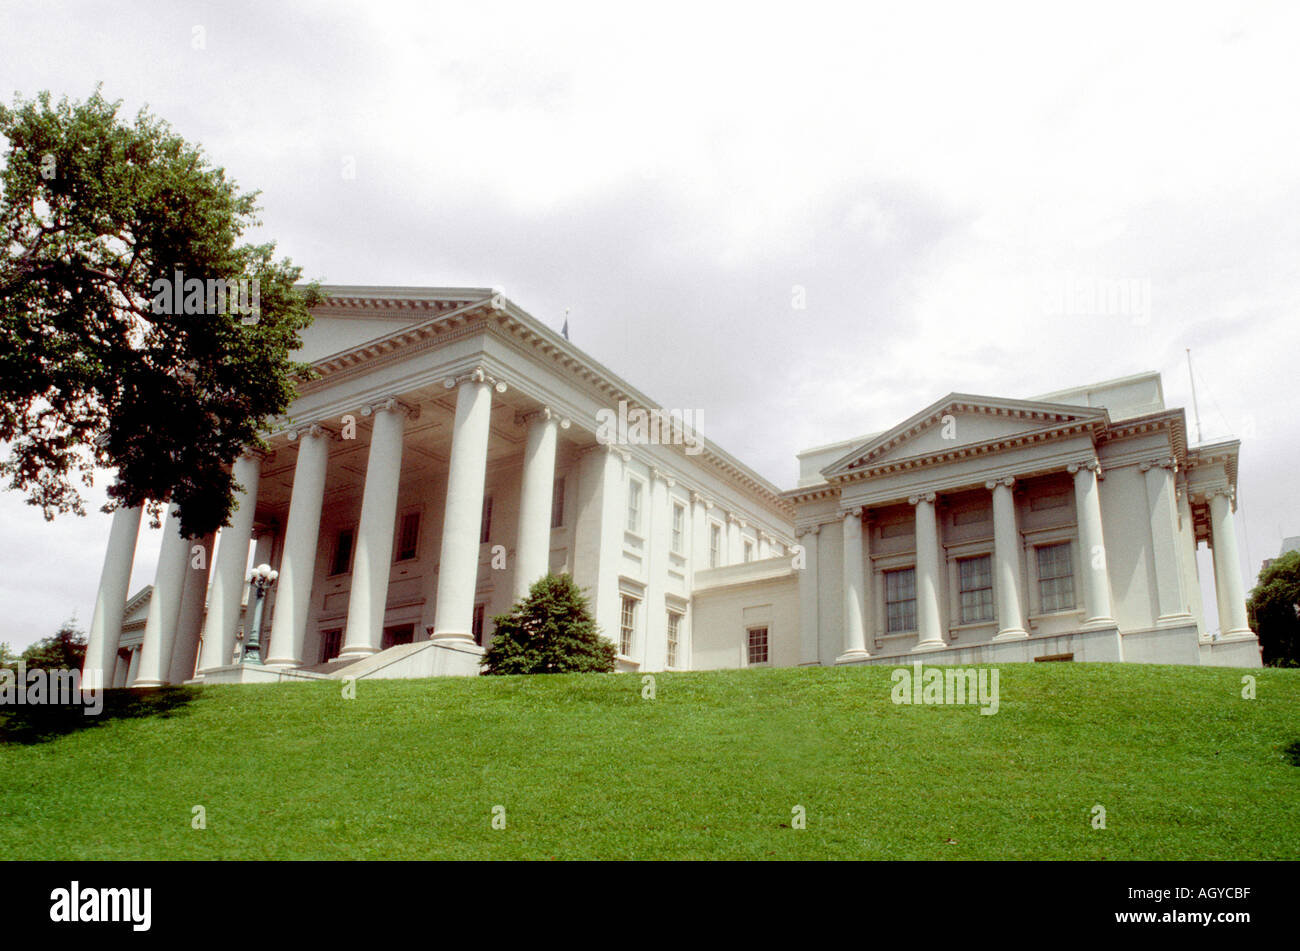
[480,573,617,675]
[0,87,319,538]
[7,621,87,671]
[1247,550,1300,667]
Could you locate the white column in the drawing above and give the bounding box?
[1142,458,1192,624]
[642,468,672,670]
[797,525,820,664]
[988,478,1028,640]
[572,445,626,651]
[513,408,565,601]
[1069,460,1115,625]
[83,504,142,690]
[690,491,711,582]
[199,453,261,672]
[1208,488,1254,639]
[1176,482,1207,637]
[837,508,870,662]
[266,424,330,667]
[911,492,946,652]
[433,369,499,642]
[111,652,129,688]
[338,399,411,660]
[727,514,742,565]
[125,645,142,685]
[168,531,214,683]
[132,503,191,687]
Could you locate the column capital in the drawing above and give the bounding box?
[796,524,821,538]
[444,364,508,393]
[690,490,713,508]
[516,405,572,429]
[286,423,335,442]
[907,492,936,506]
[1139,456,1177,473]
[984,476,1015,490]
[1207,485,1235,502]
[650,467,676,488]
[238,446,272,463]
[1067,458,1102,476]
[361,396,420,420]
[842,506,863,519]
[727,512,747,527]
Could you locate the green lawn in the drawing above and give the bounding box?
[1,663,1296,859]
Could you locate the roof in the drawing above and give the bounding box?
[298,285,794,518]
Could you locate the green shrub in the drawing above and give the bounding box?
[480,573,616,675]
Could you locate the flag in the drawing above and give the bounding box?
[562,312,570,340]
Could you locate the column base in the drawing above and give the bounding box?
[1082,616,1117,629]
[130,679,165,688]
[262,656,300,668]
[1155,612,1195,627]
[1217,629,1259,642]
[834,649,871,664]
[336,646,379,661]
[991,628,1029,642]
[428,632,478,646]
[912,638,948,653]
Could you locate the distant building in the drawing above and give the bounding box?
[80,288,1262,687]
[1261,535,1300,573]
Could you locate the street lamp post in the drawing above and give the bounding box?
[243,563,279,666]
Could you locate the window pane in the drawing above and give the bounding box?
[1036,543,1074,611]
[885,568,917,632]
[958,555,994,623]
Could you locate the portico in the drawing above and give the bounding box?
[788,377,1261,668]
[81,286,795,686]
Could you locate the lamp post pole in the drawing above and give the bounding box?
[243,563,279,666]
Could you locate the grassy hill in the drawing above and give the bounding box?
[1,663,1296,860]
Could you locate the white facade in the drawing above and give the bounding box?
[785,373,1260,669]
[81,291,1261,688]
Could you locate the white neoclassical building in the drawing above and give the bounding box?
[80,287,1261,687]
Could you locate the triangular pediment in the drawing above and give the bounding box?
[821,394,1109,478]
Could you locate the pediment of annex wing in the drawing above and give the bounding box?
[821,395,1109,479]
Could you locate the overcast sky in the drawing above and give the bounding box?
[2,0,1297,649]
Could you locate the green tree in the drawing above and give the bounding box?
[0,87,320,538]
[481,573,617,675]
[1247,550,1300,667]
[19,621,87,671]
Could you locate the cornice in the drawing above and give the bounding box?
[828,421,1099,486]
[294,288,794,523]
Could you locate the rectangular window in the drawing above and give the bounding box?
[666,610,682,667]
[319,628,342,663]
[958,554,995,623]
[885,567,917,633]
[627,480,643,534]
[619,595,638,656]
[396,511,420,562]
[709,523,722,567]
[480,495,493,544]
[744,540,754,562]
[671,503,685,554]
[1036,542,1075,612]
[747,626,769,665]
[472,604,486,646]
[330,528,354,576]
[551,476,565,529]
